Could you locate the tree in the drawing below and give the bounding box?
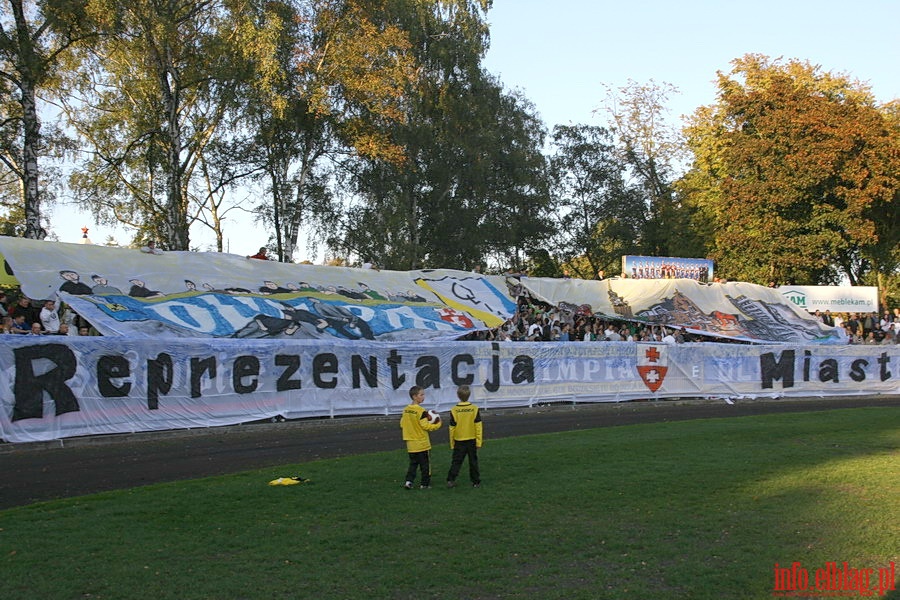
[601,79,697,258]
[681,54,899,286]
[340,71,552,271]
[548,124,644,279]
[233,0,416,262]
[335,1,553,271]
[62,0,246,250]
[0,0,93,239]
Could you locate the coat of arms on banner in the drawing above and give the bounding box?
[636,344,668,392]
[437,307,474,328]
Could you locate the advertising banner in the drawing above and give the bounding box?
[622,255,714,282]
[778,285,879,314]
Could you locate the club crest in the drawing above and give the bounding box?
[636,344,668,392]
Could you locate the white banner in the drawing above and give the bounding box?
[518,277,843,344]
[0,238,847,344]
[778,285,879,314]
[0,238,517,340]
[2,337,896,443]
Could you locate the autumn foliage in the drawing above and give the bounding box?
[680,54,899,287]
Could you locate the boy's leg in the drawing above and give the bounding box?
[447,445,466,482]
[420,450,432,487]
[405,453,418,486]
[467,443,480,485]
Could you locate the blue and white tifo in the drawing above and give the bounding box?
[0,238,894,443]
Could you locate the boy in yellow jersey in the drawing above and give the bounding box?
[446,384,483,488]
[400,386,442,489]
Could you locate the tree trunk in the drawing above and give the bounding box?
[11,0,46,239]
[161,59,189,250]
[20,77,45,240]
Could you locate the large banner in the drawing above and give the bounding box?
[1,337,896,443]
[0,238,842,344]
[778,285,880,314]
[516,277,842,344]
[0,238,517,341]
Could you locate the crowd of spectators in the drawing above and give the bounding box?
[460,296,711,344]
[460,295,900,346]
[0,290,97,336]
[809,308,900,345]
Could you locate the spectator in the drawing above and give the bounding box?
[140,240,164,255]
[40,298,61,334]
[9,295,41,326]
[28,322,44,335]
[248,247,269,260]
[10,314,29,334]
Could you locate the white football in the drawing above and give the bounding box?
[426,410,441,424]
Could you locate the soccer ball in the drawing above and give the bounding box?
[426,409,441,424]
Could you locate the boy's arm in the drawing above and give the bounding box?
[422,417,441,432]
[475,408,483,448]
[447,410,457,448]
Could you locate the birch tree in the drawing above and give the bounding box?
[62,0,242,249]
[0,0,93,238]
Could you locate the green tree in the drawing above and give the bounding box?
[232,0,416,262]
[0,0,93,238]
[548,124,644,279]
[341,73,551,271]
[335,1,553,271]
[681,54,899,286]
[601,79,698,258]
[61,0,245,250]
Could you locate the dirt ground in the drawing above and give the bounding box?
[2,395,898,510]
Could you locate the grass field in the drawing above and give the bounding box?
[2,407,898,599]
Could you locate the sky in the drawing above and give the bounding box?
[50,0,900,260]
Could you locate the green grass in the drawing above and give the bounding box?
[2,408,898,600]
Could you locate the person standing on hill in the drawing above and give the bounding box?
[400,386,442,489]
[446,384,483,488]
